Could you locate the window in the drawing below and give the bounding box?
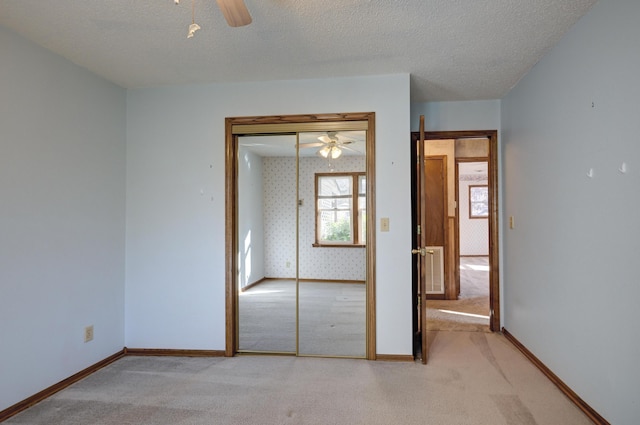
[315,173,366,246]
[469,185,489,218]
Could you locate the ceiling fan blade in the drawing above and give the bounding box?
[317,135,332,144]
[216,0,252,27]
[333,134,353,145]
[341,145,364,154]
[299,142,325,148]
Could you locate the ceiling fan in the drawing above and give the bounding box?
[299,132,356,159]
[215,0,252,27]
[175,0,252,29]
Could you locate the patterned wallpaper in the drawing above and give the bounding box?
[262,157,297,279]
[263,156,366,280]
[459,175,489,256]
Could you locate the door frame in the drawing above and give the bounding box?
[411,130,500,336]
[225,112,377,359]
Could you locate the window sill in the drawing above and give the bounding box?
[312,243,366,248]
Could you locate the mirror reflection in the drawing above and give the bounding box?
[237,134,297,353]
[237,129,367,357]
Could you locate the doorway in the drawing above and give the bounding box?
[411,130,499,361]
[225,113,377,359]
[424,160,490,332]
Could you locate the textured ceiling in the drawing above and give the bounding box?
[240,131,366,157]
[0,0,596,101]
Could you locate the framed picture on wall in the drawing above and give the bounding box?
[469,185,489,218]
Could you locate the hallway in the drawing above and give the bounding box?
[426,256,489,332]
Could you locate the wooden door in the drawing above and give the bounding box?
[423,156,447,298]
[412,117,428,363]
[424,156,447,248]
[415,155,447,364]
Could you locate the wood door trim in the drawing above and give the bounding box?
[487,131,500,331]
[376,354,415,362]
[455,161,461,296]
[124,348,225,357]
[411,130,500,332]
[225,112,376,359]
[224,118,236,357]
[418,117,427,364]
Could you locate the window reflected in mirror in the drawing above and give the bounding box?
[315,173,366,246]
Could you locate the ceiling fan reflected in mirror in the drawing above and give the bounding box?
[174,0,251,38]
[299,132,358,159]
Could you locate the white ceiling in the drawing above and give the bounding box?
[240,131,366,157]
[459,161,488,176]
[0,0,596,102]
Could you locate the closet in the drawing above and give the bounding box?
[226,114,376,359]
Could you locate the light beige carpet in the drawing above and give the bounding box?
[4,332,593,425]
[238,280,366,357]
[427,257,490,332]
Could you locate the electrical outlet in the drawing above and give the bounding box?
[84,325,94,343]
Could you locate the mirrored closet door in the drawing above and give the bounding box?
[231,117,373,358]
[297,131,367,357]
[237,134,297,353]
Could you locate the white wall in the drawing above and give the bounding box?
[238,146,265,289]
[125,74,412,355]
[501,0,640,423]
[411,100,501,131]
[0,26,126,411]
[459,176,489,256]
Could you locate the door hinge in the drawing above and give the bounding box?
[417,225,421,235]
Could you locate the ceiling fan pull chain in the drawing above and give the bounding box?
[187,0,201,38]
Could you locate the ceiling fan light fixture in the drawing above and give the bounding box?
[187,22,200,38]
[317,146,331,158]
[317,145,342,159]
